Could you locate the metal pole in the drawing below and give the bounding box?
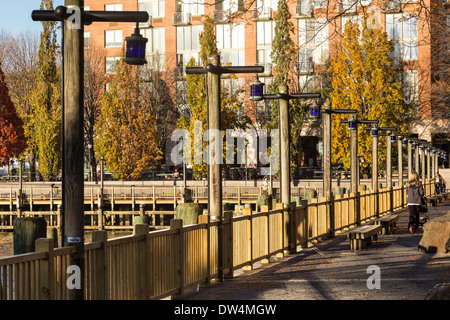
[206,55,222,218]
[63,0,85,300]
[322,106,335,236]
[398,138,403,186]
[372,130,378,191]
[386,135,392,189]
[278,85,290,207]
[415,144,420,175]
[426,149,431,182]
[421,146,426,185]
[350,115,358,193]
[322,109,332,199]
[372,129,379,217]
[407,140,412,178]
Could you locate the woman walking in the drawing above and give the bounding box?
[406,172,424,234]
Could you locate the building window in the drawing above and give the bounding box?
[179,0,204,16]
[299,18,329,66]
[176,25,203,67]
[386,13,418,62]
[216,23,245,66]
[84,31,90,49]
[105,56,121,74]
[104,3,122,11]
[402,70,418,106]
[142,27,166,70]
[299,74,315,93]
[138,0,165,18]
[105,30,122,47]
[256,21,274,72]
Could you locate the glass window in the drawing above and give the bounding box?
[138,0,165,18]
[105,30,122,47]
[84,31,90,49]
[216,24,245,66]
[386,13,418,61]
[182,0,204,15]
[105,56,121,74]
[402,70,418,105]
[105,3,122,11]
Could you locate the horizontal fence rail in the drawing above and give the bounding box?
[0,182,439,300]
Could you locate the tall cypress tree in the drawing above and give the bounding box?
[30,0,62,180]
[269,0,309,174]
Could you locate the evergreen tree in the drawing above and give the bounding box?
[329,18,410,172]
[269,0,310,173]
[30,0,62,180]
[0,62,26,165]
[95,58,162,180]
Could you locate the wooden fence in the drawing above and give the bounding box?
[0,182,435,300]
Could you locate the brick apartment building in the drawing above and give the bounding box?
[84,0,449,172]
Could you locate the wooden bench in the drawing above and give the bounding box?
[374,214,399,235]
[348,225,382,250]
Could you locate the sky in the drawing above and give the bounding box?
[0,0,65,36]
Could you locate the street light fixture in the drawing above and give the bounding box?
[247,72,320,207]
[123,25,148,66]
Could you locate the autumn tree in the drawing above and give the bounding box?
[0,62,26,165]
[139,53,179,163]
[84,44,111,181]
[329,18,411,173]
[30,0,62,180]
[3,31,40,180]
[177,14,249,179]
[95,58,162,180]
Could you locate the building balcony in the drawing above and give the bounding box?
[172,12,191,25]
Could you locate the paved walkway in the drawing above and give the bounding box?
[181,201,450,300]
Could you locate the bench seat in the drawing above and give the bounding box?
[374,214,399,235]
[348,225,382,250]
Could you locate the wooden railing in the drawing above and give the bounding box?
[0,182,436,300]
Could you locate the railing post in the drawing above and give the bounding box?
[198,215,211,284]
[288,202,297,254]
[92,230,107,300]
[134,224,149,300]
[171,219,184,298]
[222,211,233,279]
[242,207,252,270]
[35,238,54,300]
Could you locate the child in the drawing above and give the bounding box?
[406,171,424,233]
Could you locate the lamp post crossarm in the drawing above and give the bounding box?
[323,109,357,115]
[32,8,149,24]
[185,65,265,75]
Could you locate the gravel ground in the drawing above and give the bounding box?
[181,201,450,300]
